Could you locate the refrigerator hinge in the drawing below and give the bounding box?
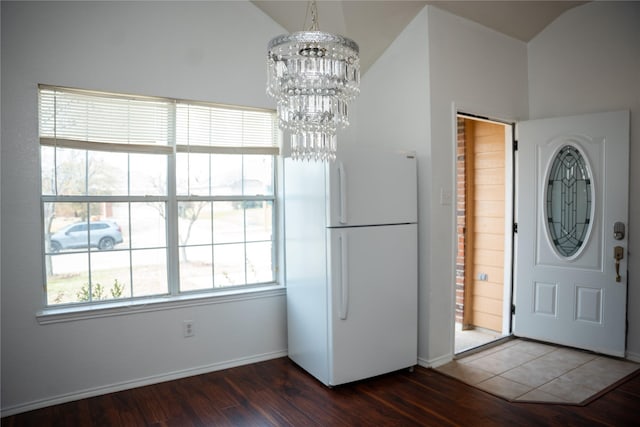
[513,223,518,234]
[513,140,518,151]
[511,304,516,315]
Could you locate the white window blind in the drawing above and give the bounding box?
[176,104,279,154]
[39,86,173,153]
[39,85,280,155]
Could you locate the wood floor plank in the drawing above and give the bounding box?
[3,358,640,426]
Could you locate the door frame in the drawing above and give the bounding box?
[452,108,516,354]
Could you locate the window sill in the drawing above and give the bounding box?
[36,284,285,325]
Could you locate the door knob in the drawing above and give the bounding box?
[614,246,624,282]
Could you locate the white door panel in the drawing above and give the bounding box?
[514,111,629,357]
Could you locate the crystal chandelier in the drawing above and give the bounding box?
[267,0,360,161]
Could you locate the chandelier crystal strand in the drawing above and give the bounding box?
[267,1,360,162]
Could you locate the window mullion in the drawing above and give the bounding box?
[272,159,278,283]
[167,101,180,296]
[242,155,248,285]
[128,202,134,299]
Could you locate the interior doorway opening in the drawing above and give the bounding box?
[455,113,514,354]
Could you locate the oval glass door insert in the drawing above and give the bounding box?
[546,145,593,258]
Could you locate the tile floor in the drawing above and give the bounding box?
[436,338,639,404]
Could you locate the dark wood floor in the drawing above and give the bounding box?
[3,357,640,426]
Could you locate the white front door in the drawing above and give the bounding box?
[514,110,629,357]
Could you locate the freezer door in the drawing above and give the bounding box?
[327,224,418,385]
[327,149,417,227]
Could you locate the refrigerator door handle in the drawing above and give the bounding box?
[339,232,349,320]
[338,162,347,224]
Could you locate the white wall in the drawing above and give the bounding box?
[1,1,287,415]
[425,7,528,363]
[528,1,640,359]
[352,5,528,365]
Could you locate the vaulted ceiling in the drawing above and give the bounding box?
[253,1,587,73]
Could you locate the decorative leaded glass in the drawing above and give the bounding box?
[546,145,593,257]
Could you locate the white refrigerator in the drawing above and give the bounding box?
[283,148,418,386]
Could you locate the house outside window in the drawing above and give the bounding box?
[39,85,279,306]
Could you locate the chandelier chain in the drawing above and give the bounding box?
[307,0,320,31]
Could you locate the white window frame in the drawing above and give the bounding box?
[37,85,282,319]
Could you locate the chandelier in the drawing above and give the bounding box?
[267,0,360,161]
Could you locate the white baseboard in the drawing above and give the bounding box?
[417,353,452,368]
[1,349,288,418]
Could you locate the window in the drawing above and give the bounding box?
[39,85,279,307]
[545,144,593,258]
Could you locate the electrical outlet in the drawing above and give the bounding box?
[183,320,195,338]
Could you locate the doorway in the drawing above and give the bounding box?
[455,114,514,354]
